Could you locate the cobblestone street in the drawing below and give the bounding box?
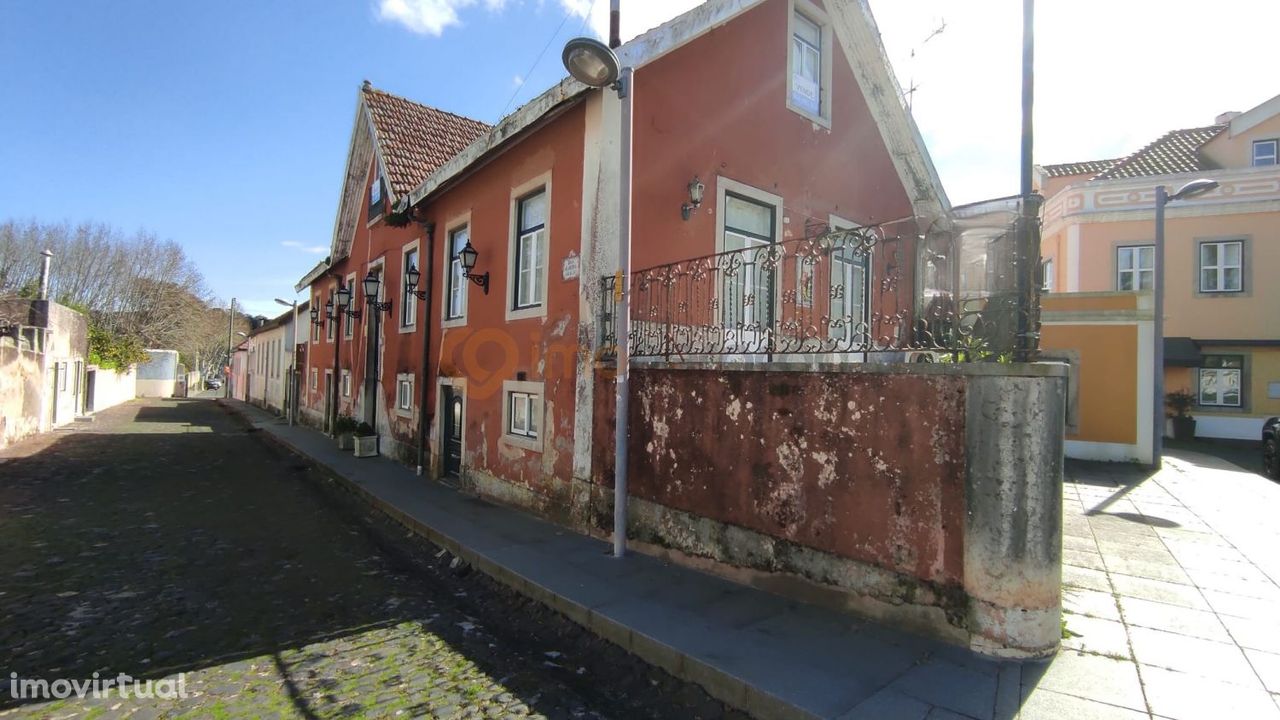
[0,398,745,719]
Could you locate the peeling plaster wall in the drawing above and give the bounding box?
[605,362,1066,657]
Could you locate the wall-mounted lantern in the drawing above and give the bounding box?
[309,305,323,327]
[362,271,394,314]
[458,241,490,295]
[681,176,705,221]
[405,264,428,300]
[323,298,335,320]
[336,283,362,320]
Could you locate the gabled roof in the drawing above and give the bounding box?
[1094,125,1225,180]
[362,83,490,196]
[1038,159,1121,179]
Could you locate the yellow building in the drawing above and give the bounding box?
[1038,94,1280,442]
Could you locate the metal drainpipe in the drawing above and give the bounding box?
[609,0,620,48]
[37,249,52,300]
[416,220,436,476]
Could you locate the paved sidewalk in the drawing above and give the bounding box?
[1060,451,1280,720]
[228,399,1280,719]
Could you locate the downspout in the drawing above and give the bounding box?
[416,220,436,476]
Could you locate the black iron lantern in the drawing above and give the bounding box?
[309,305,322,326]
[362,271,392,314]
[336,285,352,309]
[682,176,705,220]
[459,242,479,272]
[324,298,334,320]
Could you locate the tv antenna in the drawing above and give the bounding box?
[904,19,946,110]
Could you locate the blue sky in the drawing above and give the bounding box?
[3,0,1277,318]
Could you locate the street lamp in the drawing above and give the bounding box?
[456,241,490,294]
[563,35,633,558]
[362,271,393,314]
[1152,178,1219,469]
[275,297,301,426]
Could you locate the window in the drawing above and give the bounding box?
[787,1,831,125]
[310,368,318,390]
[723,193,776,328]
[312,295,321,342]
[325,288,336,341]
[402,247,418,328]
[396,374,414,414]
[341,369,351,397]
[446,226,469,320]
[1116,245,1154,291]
[1199,356,1243,407]
[508,391,539,438]
[1253,139,1278,167]
[514,189,547,310]
[829,245,869,346]
[1040,259,1054,293]
[369,172,385,220]
[343,275,355,338]
[1199,240,1243,293]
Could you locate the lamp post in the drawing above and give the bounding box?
[562,35,632,558]
[1152,178,1219,469]
[275,297,300,426]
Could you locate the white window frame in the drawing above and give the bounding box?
[395,373,414,417]
[400,239,419,332]
[340,369,351,398]
[1252,139,1278,167]
[325,283,337,342]
[311,293,321,343]
[341,273,355,338]
[310,368,318,390]
[1041,258,1054,293]
[368,167,386,226]
[501,379,544,452]
[443,213,471,328]
[1198,356,1243,408]
[786,0,833,128]
[715,176,784,348]
[1198,240,1243,293]
[506,172,552,322]
[827,214,870,358]
[1116,245,1154,292]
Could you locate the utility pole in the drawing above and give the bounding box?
[225,299,235,399]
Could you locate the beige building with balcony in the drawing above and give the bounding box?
[1038,94,1280,440]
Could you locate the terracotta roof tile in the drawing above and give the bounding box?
[362,83,490,197]
[1039,159,1121,178]
[1094,125,1225,180]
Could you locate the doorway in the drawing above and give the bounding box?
[323,371,334,433]
[441,386,463,478]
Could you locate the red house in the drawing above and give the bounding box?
[296,0,949,532]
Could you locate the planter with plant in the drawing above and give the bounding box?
[1166,390,1197,441]
[334,415,358,450]
[353,421,378,458]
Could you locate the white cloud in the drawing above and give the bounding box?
[512,74,524,87]
[281,240,329,255]
[867,0,1280,205]
[377,0,508,36]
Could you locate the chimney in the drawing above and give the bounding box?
[609,0,620,48]
[37,249,53,301]
[1215,111,1241,125]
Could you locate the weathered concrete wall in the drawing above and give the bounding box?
[609,361,1066,657]
[89,366,136,413]
[0,343,43,449]
[0,300,88,447]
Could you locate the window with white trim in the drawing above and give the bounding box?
[402,247,418,328]
[507,390,540,439]
[514,190,547,310]
[397,375,414,411]
[1198,355,1243,407]
[344,275,355,338]
[1253,139,1278,167]
[312,294,321,342]
[787,1,831,125]
[1040,259,1054,292]
[447,225,469,320]
[369,172,385,220]
[1116,245,1154,291]
[340,369,351,397]
[828,220,869,347]
[723,193,775,328]
[1199,240,1243,293]
[325,288,336,341]
[310,368,318,390]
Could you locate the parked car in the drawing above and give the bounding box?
[1265,417,1279,479]
[206,377,223,390]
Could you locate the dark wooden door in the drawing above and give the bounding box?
[442,388,463,477]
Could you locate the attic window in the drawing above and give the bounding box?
[369,173,386,220]
[787,0,832,127]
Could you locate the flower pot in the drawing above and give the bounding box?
[353,435,378,458]
[336,432,354,450]
[1171,416,1196,441]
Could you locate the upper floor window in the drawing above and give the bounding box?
[514,189,547,310]
[343,275,355,338]
[369,173,385,220]
[1252,139,1278,167]
[1117,245,1154,291]
[788,1,831,125]
[311,295,321,342]
[1040,258,1054,293]
[325,289,336,341]
[402,247,419,328]
[1199,240,1242,293]
[447,226,469,320]
[1198,355,1243,407]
